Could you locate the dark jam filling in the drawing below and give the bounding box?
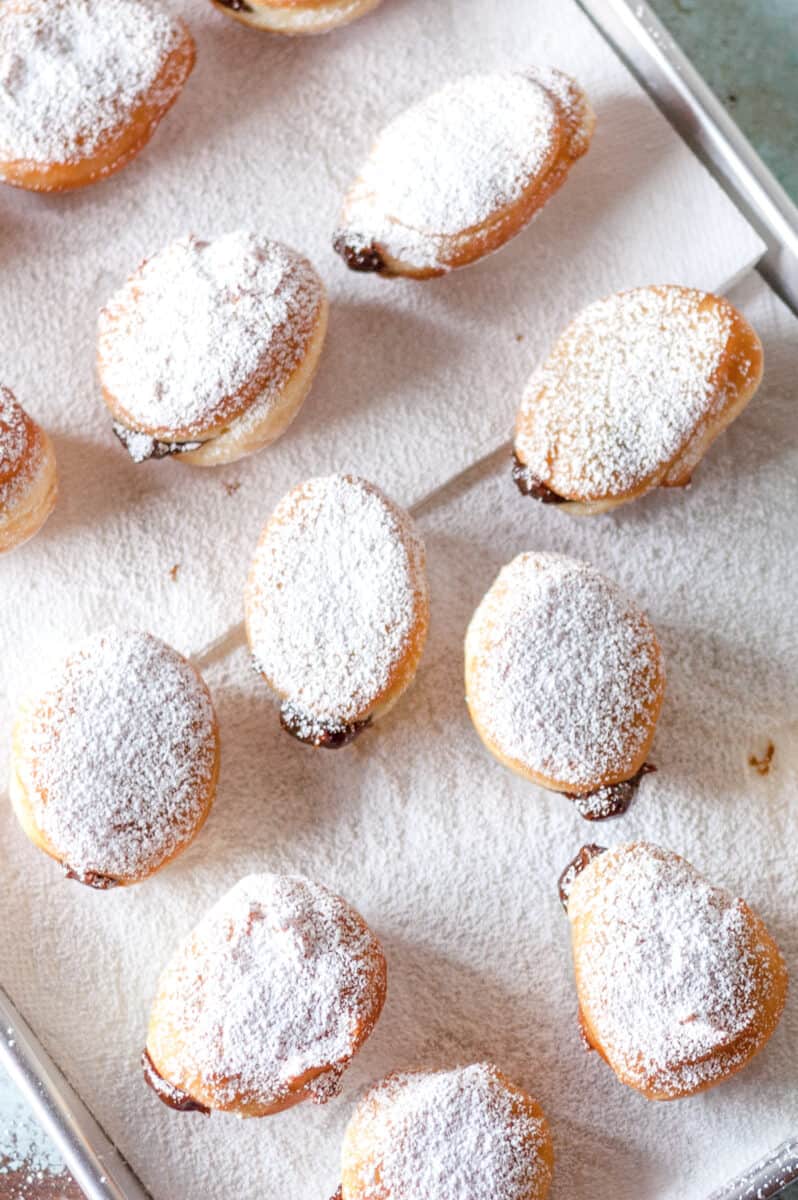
[567,762,656,822]
[141,1049,210,1115]
[112,421,204,463]
[511,453,568,504]
[63,865,119,890]
[332,232,386,274]
[280,704,372,749]
[558,844,607,911]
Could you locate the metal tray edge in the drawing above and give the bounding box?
[578,0,798,316]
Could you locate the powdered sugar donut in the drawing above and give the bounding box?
[10,630,219,888]
[465,553,664,819]
[98,232,328,466]
[513,286,764,513]
[563,842,788,1100]
[245,475,429,747]
[0,0,195,193]
[0,386,57,553]
[333,69,594,279]
[340,1064,554,1200]
[210,0,382,35]
[143,873,387,1117]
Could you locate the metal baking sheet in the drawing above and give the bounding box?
[578,0,798,316]
[3,3,797,1198]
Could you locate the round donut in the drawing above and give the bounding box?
[465,553,664,818]
[10,630,219,888]
[245,474,429,747]
[563,842,788,1100]
[0,0,195,193]
[340,1064,554,1200]
[333,68,594,279]
[98,232,328,467]
[0,386,57,553]
[210,0,382,35]
[143,873,387,1117]
[513,285,764,513]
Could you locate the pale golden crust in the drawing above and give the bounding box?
[464,554,665,795]
[98,236,328,464]
[177,291,328,466]
[210,0,382,35]
[245,475,429,732]
[145,882,387,1117]
[0,23,195,193]
[513,286,764,513]
[340,1066,554,1200]
[0,390,58,554]
[335,70,595,280]
[568,844,788,1100]
[9,639,219,887]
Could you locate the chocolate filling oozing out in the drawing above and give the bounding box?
[511,453,569,505]
[141,1049,210,1115]
[567,763,656,822]
[332,233,386,274]
[63,865,119,890]
[216,0,254,10]
[112,421,204,464]
[280,704,372,749]
[558,844,607,911]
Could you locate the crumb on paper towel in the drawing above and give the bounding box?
[169,564,180,582]
[748,741,775,776]
[224,481,242,496]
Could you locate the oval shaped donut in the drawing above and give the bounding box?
[563,842,788,1100]
[210,0,382,35]
[465,553,664,816]
[0,386,57,553]
[144,873,387,1117]
[513,285,764,513]
[0,0,195,192]
[334,68,594,278]
[340,1063,554,1200]
[98,232,328,467]
[245,474,429,747]
[10,629,219,887]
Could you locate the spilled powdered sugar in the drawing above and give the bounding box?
[516,287,749,499]
[0,0,183,165]
[340,71,571,270]
[349,1065,552,1200]
[16,630,217,881]
[569,844,781,1096]
[246,475,427,730]
[0,386,35,509]
[98,232,322,438]
[154,874,384,1107]
[466,553,661,787]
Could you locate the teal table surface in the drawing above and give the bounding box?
[649,0,798,202]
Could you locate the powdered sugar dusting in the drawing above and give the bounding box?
[98,232,323,439]
[152,874,385,1109]
[466,553,662,788]
[569,844,785,1097]
[246,475,427,730]
[0,0,184,165]
[348,1065,552,1200]
[0,386,35,510]
[15,630,217,881]
[340,71,568,271]
[515,287,749,499]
